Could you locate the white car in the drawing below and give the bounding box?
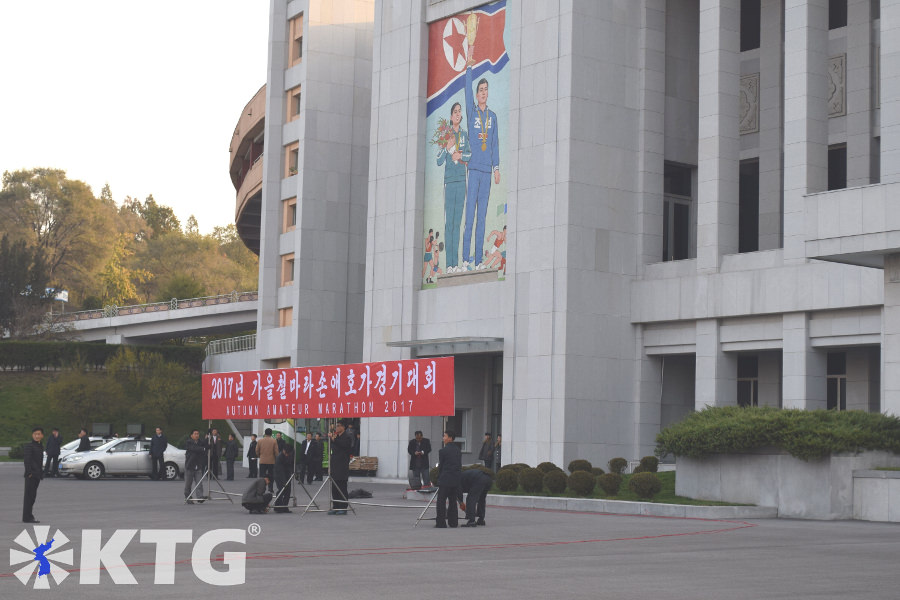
[59,438,186,480]
[43,436,113,473]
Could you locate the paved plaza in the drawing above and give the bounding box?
[2,463,899,599]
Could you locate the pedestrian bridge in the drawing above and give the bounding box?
[58,291,258,344]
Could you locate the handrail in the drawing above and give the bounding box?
[206,333,257,356]
[56,291,259,322]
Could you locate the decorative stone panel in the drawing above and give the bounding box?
[739,73,760,134]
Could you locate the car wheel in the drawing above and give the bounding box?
[165,463,179,481]
[84,462,105,480]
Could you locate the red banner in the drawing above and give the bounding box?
[202,357,454,420]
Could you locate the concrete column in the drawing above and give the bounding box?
[846,0,873,187]
[882,0,900,182]
[783,0,829,263]
[637,0,667,267]
[695,319,737,409]
[697,0,740,272]
[634,330,662,458]
[882,254,900,416]
[782,312,827,409]
[758,0,784,251]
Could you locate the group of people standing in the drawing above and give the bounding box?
[478,432,502,471]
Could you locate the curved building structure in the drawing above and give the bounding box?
[230,84,266,255]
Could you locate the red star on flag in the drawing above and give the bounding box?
[445,23,467,69]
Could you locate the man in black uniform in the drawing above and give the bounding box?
[184,429,209,503]
[435,430,462,528]
[311,433,324,481]
[150,427,168,481]
[458,468,492,527]
[43,428,61,478]
[273,445,294,513]
[208,429,222,478]
[76,428,91,452]
[298,433,314,483]
[247,434,258,478]
[224,433,239,481]
[327,420,353,515]
[23,427,44,523]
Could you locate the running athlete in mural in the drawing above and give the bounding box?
[483,225,506,274]
[462,23,500,271]
[437,102,471,273]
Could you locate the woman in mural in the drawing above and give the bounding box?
[437,102,471,273]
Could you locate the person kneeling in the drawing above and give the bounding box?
[242,476,273,514]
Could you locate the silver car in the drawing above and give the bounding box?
[43,436,113,472]
[59,438,186,480]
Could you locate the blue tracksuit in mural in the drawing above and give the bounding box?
[437,127,471,270]
[463,65,500,267]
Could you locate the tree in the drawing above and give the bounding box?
[98,235,152,305]
[156,272,207,301]
[121,194,180,239]
[48,357,124,427]
[106,347,199,427]
[0,234,51,338]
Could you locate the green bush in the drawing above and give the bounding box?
[639,456,659,472]
[8,444,25,459]
[519,467,544,493]
[567,471,595,496]
[591,467,605,477]
[429,466,440,485]
[537,461,562,473]
[567,459,592,473]
[543,470,567,494]
[655,406,900,461]
[608,457,628,474]
[628,472,662,499]
[0,341,204,372]
[495,468,519,492]
[632,465,646,474]
[504,463,530,473]
[597,472,623,496]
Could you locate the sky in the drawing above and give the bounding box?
[0,2,270,234]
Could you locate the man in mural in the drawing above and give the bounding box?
[463,44,500,271]
[438,102,471,273]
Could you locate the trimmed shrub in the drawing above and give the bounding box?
[567,471,596,496]
[608,457,628,474]
[543,470,567,494]
[632,465,646,474]
[628,472,663,499]
[597,473,623,496]
[8,444,25,460]
[639,456,659,473]
[567,459,593,473]
[655,406,900,461]
[504,463,531,473]
[519,467,544,493]
[537,461,562,474]
[429,466,440,485]
[496,468,519,492]
[591,467,605,477]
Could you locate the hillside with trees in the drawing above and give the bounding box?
[0,168,258,337]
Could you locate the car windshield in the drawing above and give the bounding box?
[93,439,120,451]
[60,440,80,451]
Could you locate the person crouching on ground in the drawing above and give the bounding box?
[458,468,491,527]
[242,476,273,514]
[435,430,462,528]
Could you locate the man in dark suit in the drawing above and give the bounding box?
[273,445,294,513]
[224,433,239,481]
[43,428,61,478]
[150,427,168,481]
[298,433,314,484]
[435,430,462,528]
[407,430,432,489]
[76,428,91,452]
[327,420,353,515]
[23,427,44,523]
[458,468,492,527]
[275,432,286,454]
[247,434,258,478]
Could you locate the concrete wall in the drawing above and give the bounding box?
[853,470,900,522]
[676,450,900,519]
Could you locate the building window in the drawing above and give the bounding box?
[663,163,695,261]
[444,408,470,453]
[740,0,761,51]
[278,307,293,327]
[827,352,847,410]
[283,197,297,233]
[828,144,847,191]
[873,0,880,20]
[739,159,759,253]
[737,355,759,407]
[289,13,304,67]
[281,253,295,287]
[829,0,847,29]
[275,357,291,369]
[287,86,302,122]
[285,142,299,178]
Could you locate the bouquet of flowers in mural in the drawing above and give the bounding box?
[430,118,455,149]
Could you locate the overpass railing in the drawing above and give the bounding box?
[56,291,259,322]
[206,333,257,357]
